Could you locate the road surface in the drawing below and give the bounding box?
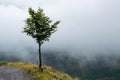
[0,66,32,80]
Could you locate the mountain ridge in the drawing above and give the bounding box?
[0,61,79,80]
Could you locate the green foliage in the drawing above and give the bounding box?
[22,7,60,70]
[23,7,60,44]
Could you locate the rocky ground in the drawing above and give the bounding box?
[0,66,32,80]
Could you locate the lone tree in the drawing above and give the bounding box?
[23,7,60,71]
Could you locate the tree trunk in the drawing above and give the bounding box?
[38,43,42,71]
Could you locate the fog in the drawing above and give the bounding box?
[0,0,120,60]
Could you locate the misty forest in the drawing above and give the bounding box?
[0,0,120,80]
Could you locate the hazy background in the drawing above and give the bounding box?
[0,0,120,59]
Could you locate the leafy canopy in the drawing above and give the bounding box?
[23,8,60,45]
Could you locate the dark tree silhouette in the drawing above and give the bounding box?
[23,7,60,71]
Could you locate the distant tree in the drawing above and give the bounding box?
[23,7,60,71]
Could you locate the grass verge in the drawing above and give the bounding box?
[0,61,79,80]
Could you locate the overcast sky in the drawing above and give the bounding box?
[0,0,120,57]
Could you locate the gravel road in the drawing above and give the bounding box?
[0,66,32,80]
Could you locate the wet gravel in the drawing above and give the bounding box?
[0,66,32,80]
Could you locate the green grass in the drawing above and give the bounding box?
[0,61,79,80]
[0,61,8,66]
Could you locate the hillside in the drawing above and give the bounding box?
[1,51,120,80]
[0,61,79,80]
[43,53,120,80]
